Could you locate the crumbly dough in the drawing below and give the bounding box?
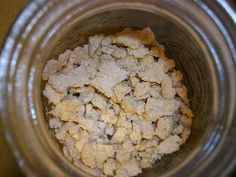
[43,28,193,177]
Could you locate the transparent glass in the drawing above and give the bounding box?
[0,0,236,177]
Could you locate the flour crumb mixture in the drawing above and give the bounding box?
[43,28,193,177]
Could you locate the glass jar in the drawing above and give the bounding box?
[0,0,235,177]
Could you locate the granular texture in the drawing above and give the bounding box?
[43,28,193,177]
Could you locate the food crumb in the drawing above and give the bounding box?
[43,28,193,177]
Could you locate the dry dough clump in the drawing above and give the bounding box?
[43,28,193,177]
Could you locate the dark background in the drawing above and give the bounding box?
[0,0,235,177]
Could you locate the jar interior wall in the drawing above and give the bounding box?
[43,9,212,176]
